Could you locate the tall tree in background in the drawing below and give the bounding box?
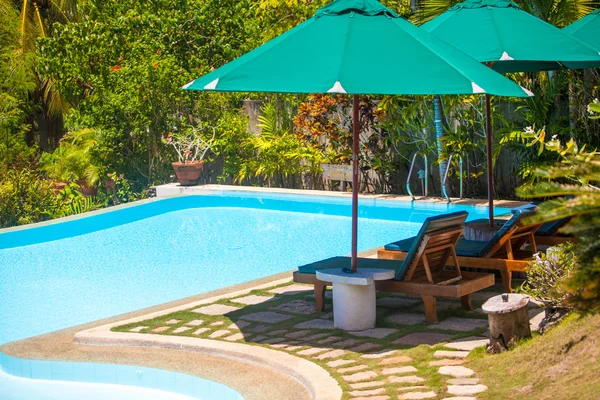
[9,0,77,151]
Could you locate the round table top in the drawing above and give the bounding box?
[482,294,530,314]
[316,268,396,286]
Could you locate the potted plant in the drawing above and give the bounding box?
[164,125,215,186]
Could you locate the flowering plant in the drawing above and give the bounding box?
[163,125,215,163]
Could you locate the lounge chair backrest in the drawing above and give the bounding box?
[478,209,537,257]
[396,211,468,281]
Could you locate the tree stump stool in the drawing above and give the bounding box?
[482,293,531,354]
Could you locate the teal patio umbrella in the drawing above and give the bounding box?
[564,9,600,55]
[422,0,600,227]
[184,0,531,272]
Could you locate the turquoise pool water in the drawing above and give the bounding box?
[0,191,505,399]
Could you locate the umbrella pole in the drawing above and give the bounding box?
[351,94,359,273]
[485,94,494,228]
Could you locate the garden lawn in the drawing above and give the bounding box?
[467,313,600,400]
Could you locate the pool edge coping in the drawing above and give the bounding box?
[73,276,342,400]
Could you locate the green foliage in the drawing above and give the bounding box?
[590,99,600,120]
[520,243,578,309]
[517,123,600,314]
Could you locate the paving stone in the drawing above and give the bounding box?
[210,321,225,326]
[471,291,501,302]
[285,330,313,339]
[349,388,386,397]
[316,349,346,360]
[438,366,475,378]
[350,396,389,400]
[342,370,378,383]
[270,344,289,349]
[267,329,290,337]
[209,330,230,339]
[379,356,413,365]
[376,297,418,308]
[165,319,181,325]
[240,312,292,324]
[260,337,287,345]
[152,326,170,333]
[338,365,369,374]
[327,359,356,368]
[228,320,250,330]
[393,332,453,347]
[192,304,240,315]
[529,308,546,332]
[297,347,331,356]
[271,300,316,315]
[224,333,245,342]
[129,326,148,332]
[285,345,305,352]
[248,324,270,333]
[348,342,382,353]
[396,386,427,392]
[318,336,342,345]
[332,339,361,348]
[445,337,489,351]
[398,391,436,399]
[321,311,334,319]
[447,385,488,396]
[429,317,488,331]
[349,381,384,390]
[269,284,313,295]
[172,326,192,334]
[414,302,461,313]
[295,319,334,330]
[381,366,417,375]
[429,359,464,367]
[302,332,330,341]
[385,313,426,326]
[186,320,204,327]
[192,328,210,335]
[361,349,397,359]
[440,397,476,400]
[349,328,398,339]
[251,335,268,342]
[231,295,274,305]
[387,375,424,384]
[433,351,470,359]
[447,378,479,385]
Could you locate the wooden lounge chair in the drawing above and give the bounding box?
[293,211,495,323]
[379,209,542,293]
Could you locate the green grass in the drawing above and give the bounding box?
[467,313,600,400]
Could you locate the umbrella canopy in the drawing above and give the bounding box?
[184,0,532,273]
[564,9,600,54]
[184,0,531,97]
[421,0,600,73]
[422,0,600,228]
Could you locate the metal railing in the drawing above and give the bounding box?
[442,153,463,203]
[406,153,428,201]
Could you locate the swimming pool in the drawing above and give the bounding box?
[0,190,506,398]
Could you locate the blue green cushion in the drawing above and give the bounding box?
[537,218,570,236]
[297,256,402,275]
[384,237,415,252]
[455,240,487,257]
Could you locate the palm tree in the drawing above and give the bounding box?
[8,0,77,151]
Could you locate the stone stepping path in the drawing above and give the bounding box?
[119,282,512,400]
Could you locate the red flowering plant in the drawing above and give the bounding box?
[163,125,215,164]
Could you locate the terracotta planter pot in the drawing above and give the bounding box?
[75,179,98,196]
[172,161,204,186]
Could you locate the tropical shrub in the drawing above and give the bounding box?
[521,243,578,309]
[518,121,600,313]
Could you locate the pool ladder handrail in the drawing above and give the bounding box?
[442,153,464,203]
[406,153,428,201]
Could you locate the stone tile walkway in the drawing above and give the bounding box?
[115,282,542,400]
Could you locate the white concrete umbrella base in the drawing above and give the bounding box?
[316,268,395,331]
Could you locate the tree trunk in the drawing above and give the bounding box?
[433,95,446,195]
[568,73,577,138]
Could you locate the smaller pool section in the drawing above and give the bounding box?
[0,354,242,400]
